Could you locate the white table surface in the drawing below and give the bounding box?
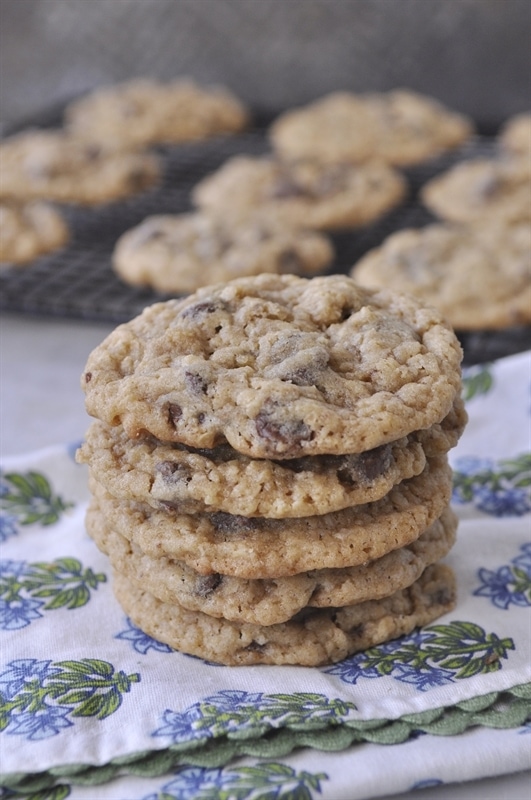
[1,311,530,800]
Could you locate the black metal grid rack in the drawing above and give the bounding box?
[1,108,529,365]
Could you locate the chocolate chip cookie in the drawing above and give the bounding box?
[498,112,531,158]
[0,129,160,205]
[269,89,474,166]
[112,212,335,294]
[87,503,456,626]
[420,156,531,224]
[81,274,463,459]
[191,155,407,231]
[351,220,531,330]
[64,77,249,149]
[78,403,464,516]
[0,200,68,264]
[112,562,457,666]
[86,456,453,578]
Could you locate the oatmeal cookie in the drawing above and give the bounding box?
[78,401,463,517]
[112,212,334,294]
[87,456,453,578]
[87,504,456,625]
[191,155,407,231]
[269,89,473,167]
[498,112,531,158]
[420,157,531,224]
[0,200,68,264]
[112,562,457,665]
[352,221,531,330]
[81,274,463,458]
[0,129,160,205]
[64,77,249,148]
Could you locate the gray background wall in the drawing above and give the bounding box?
[1,0,530,132]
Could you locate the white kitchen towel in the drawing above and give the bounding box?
[1,350,530,799]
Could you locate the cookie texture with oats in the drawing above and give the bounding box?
[0,129,160,205]
[191,155,407,231]
[352,220,531,330]
[81,274,463,459]
[86,456,453,578]
[269,89,473,167]
[112,212,334,294]
[0,200,68,264]
[77,397,464,517]
[87,503,456,626]
[112,562,457,666]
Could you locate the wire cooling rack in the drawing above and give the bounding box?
[1,107,529,364]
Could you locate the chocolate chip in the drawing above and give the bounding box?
[348,623,365,637]
[84,372,92,383]
[185,371,208,394]
[210,512,256,533]
[277,248,304,275]
[429,587,455,607]
[195,573,222,597]
[244,640,267,652]
[167,403,182,427]
[181,299,229,318]
[155,461,191,484]
[269,176,309,199]
[337,445,392,486]
[255,412,313,448]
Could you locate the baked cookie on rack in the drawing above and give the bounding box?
[269,89,474,167]
[498,112,531,158]
[112,212,335,294]
[64,78,249,149]
[0,199,68,264]
[351,220,531,330]
[420,156,531,224]
[191,155,407,231]
[0,129,160,205]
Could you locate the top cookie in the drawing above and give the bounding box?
[81,274,463,459]
[269,89,474,166]
[64,78,249,149]
[0,129,160,205]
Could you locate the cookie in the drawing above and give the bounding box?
[191,155,407,231]
[64,78,249,149]
[498,113,531,158]
[0,129,160,205]
[112,213,335,294]
[0,200,68,264]
[86,456,453,578]
[351,220,531,330]
[81,274,463,459]
[269,89,473,167]
[420,157,531,224]
[78,398,464,516]
[87,503,456,625]
[112,562,457,666]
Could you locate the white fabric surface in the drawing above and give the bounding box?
[1,350,530,799]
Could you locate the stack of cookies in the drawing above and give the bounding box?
[77,273,466,667]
